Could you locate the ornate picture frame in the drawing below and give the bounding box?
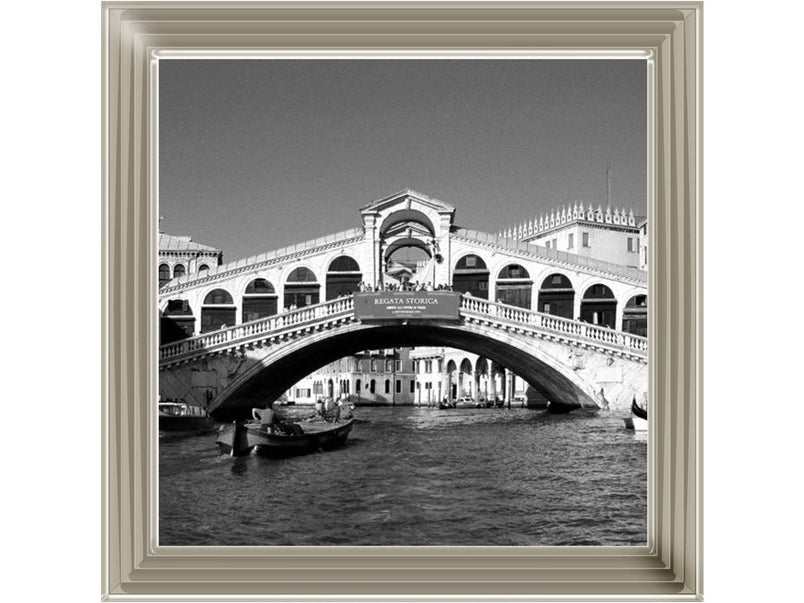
[102,2,702,599]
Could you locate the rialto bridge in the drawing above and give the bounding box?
[159,190,647,420]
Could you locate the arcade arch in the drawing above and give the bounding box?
[537,273,575,318]
[495,264,533,309]
[284,267,319,309]
[453,254,489,299]
[623,294,648,336]
[201,288,235,333]
[580,284,617,329]
[326,255,362,300]
[242,278,278,323]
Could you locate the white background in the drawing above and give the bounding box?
[3,0,801,601]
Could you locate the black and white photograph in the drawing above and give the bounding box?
[157,58,649,547]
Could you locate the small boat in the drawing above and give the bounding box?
[546,400,580,414]
[216,413,355,457]
[159,401,216,435]
[624,398,648,431]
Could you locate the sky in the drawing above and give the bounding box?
[159,59,646,263]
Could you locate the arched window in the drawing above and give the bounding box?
[242,278,277,323]
[355,379,361,393]
[370,379,376,394]
[158,264,170,287]
[453,254,489,298]
[159,299,194,344]
[203,289,233,305]
[538,273,575,318]
[580,284,617,329]
[371,359,380,373]
[495,264,532,309]
[386,359,394,372]
[198,264,209,273]
[201,288,235,333]
[284,267,319,309]
[385,379,390,394]
[326,255,362,300]
[173,264,186,279]
[623,294,648,337]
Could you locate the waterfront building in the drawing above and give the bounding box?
[159,232,223,288]
[158,232,224,342]
[409,347,544,407]
[285,349,415,406]
[498,202,644,268]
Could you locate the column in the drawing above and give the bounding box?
[505,369,514,408]
[488,360,497,403]
[473,370,481,405]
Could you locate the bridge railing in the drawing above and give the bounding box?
[459,296,648,355]
[159,297,355,362]
[160,293,646,364]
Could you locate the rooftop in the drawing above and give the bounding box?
[158,233,221,253]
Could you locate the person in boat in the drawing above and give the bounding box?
[314,398,324,418]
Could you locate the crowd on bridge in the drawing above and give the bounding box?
[356,281,454,293]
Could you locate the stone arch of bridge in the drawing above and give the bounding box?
[207,320,603,420]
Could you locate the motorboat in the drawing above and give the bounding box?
[158,401,216,435]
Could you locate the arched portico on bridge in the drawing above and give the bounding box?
[205,320,607,420]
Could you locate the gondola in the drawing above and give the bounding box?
[624,397,648,430]
[216,414,354,457]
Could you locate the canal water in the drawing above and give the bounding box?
[159,406,647,546]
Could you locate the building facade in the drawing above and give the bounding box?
[498,203,644,268]
[286,348,416,406]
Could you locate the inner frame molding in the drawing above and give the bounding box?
[102,2,702,600]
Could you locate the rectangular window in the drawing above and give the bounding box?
[425,360,432,372]
[437,360,443,373]
[582,232,590,247]
[568,233,574,249]
[545,240,550,249]
[409,380,415,393]
[395,360,401,371]
[627,237,634,252]
[396,380,401,393]
[478,281,487,291]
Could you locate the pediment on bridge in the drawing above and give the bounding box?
[360,189,455,217]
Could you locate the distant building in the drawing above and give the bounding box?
[159,233,224,343]
[638,217,648,271]
[287,348,416,406]
[410,347,542,407]
[499,203,644,268]
[158,233,223,288]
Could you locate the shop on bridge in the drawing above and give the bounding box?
[622,294,648,337]
[284,267,320,309]
[242,278,278,322]
[495,264,533,309]
[160,299,195,344]
[537,273,575,319]
[201,288,236,333]
[326,256,362,300]
[453,254,489,299]
[580,284,617,329]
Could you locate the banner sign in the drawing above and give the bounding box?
[354,291,461,321]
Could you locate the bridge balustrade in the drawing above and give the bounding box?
[458,295,647,356]
[159,293,646,365]
[159,296,355,362]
